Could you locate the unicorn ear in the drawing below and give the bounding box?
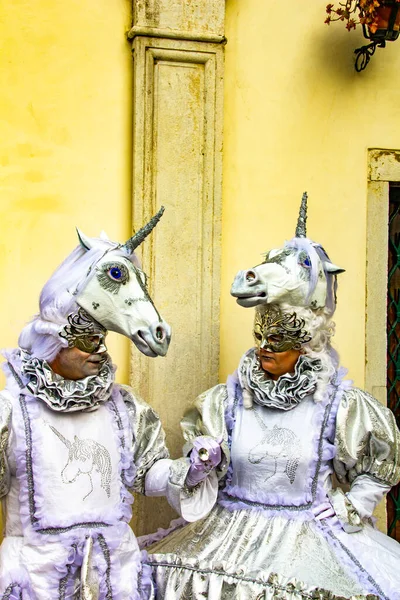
[76,228,93,251]
[325,262,345,274]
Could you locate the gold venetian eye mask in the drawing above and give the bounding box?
[60,308,108,354]
[253,306,312,353]
[73,333,107,354]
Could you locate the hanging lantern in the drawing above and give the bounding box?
[355,1,400,71]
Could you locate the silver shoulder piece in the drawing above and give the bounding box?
[119,385,169,494]
[334,387,400,487]
[0,392,12,498]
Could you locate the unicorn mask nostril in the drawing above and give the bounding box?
[246,271,257,282]
[132,321,171,358]
[156,326,165,341]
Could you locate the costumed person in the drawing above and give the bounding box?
[0,207,221,599]
[144,195,400,600]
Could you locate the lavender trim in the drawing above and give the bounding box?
[319,524,391,600]
[5,363,24,391]
[108,390,136,494]
[98,534,114,600]
[17,396,38,527]
[0,555,35,597]
[2,585,19,600]
[96,525,145,600]
[138,551,154,600]
[221,371,241,491]
[138,517,187,549]
[1,350,30,396]
[218,496,315,520]
[58,543,78,600]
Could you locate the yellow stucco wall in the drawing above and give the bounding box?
[220,0,400,388]
[0,0,133,389]
[1,0,399,540]
[2,0,399,434]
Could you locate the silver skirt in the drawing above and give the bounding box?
[147,505,400,599]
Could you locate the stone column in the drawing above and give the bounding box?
[128,0,226,535]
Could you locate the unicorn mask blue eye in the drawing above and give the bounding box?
[19,207,171,361]
[230,193,344,314]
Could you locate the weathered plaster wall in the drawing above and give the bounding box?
[220,0,400,391]
[1,0,399,538]
[0,0,133,388]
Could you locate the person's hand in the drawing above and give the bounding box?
[185,436,222,488]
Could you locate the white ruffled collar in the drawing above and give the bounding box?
[238,348,322,411]
[7,349,115,413]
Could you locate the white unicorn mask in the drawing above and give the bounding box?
[73,207,170,358]
[19,207,171,361]
[230,193,344,314]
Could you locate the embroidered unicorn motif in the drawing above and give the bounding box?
[248,411,300,484]
[49,425,112,501]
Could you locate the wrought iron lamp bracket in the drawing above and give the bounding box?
[354,39,386,72]
[354,3,399,71]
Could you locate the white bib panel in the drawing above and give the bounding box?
[15,395,125,534]
[229,396,318,506]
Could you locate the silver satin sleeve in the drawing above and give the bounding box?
[334,387,400,486]
[333,387,400,526]
[181,384,230,479]
[0,392,12,498]
[119,385,170,494]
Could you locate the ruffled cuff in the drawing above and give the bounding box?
[327,488,363,533]
[145,459,173,496]
[166,457,218,523]
[346,474,391,520]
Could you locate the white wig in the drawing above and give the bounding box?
[279,302,338,402]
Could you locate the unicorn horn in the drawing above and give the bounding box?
[49,424,71,450]
[295,192,308,238]
[123,206,165,254]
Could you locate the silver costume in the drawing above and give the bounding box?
[146,353,400,600]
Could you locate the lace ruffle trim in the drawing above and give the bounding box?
[147,554,380,599]
[238,349,323,410]
[20,350,115,412]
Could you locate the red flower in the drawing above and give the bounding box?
[346,18,357,30]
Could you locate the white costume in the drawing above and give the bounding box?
[0,211,217,599]
[0,350,216,599]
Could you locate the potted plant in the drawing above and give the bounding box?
[325,0,400,69]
